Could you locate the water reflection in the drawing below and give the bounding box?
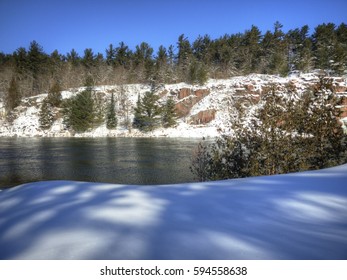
[0,137,202,188]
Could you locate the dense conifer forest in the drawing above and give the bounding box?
[1,22,346,105]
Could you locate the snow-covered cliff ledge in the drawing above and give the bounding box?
[0,164,346,259]
[1,73,346,138]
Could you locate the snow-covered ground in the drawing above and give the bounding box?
[0,164,346,260]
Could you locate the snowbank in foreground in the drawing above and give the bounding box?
[0,165,347,260]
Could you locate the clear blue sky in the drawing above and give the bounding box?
[0,0,346,55]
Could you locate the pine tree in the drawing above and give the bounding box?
[93,91,105,128]
[287,25,313,72]
[106,44,116,66]
[177,34,193,80]
[240,25,262,73]
[132,42,154,82]
[70,89,94,132]
[47,81,62,107]
[333,23,347,75]
[133,94,145,129]
[1,22,347,97]
[66,49,80,66]
[177,34,192,66]
[190,80,347,180]
[270,22,289,75]
[299,78,346,168]
[312,23,338,72]
[5,76,21,112]
[115,41,131,68]
[13,47,28,75]
[188,60,208,85]
[154,45,169,83]
[82,48,96,68]
[27,41,47,94]
[106,92,117,129]
[162,97,177,128]
[132,91,161,131]
[63,79,95,133]
[39,98,54,130]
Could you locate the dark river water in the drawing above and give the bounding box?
[0,137,203,189]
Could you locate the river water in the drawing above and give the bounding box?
[0,137,203,188]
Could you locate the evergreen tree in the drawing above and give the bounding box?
[270,22,289,75]
[27,40,47,75]
[334,23,347,74]
[66,49,80,66]
[177,34,192,66]
[287,25,313,72]
[156,45,168,64]
[47,81,62,107]
[162,97,177,128]
[82,48,96,68]
[167,44,177,82]
[299,78,346,168]
[312,23,338,72]
[192,34,212,64]
[68,89,94,132]
[93,91,105,128]
[5,76,21,112]
[115,41,131,68]
[133,94,145,129]
[106,92,117,129]
[154,45,169,83]
[258,22,289,75]
[39,98,54,130]
[132,91,161,131]
[27,41,47,93]
[297,26,313,72]
[190,80,347,180]
[1,21,347,96]
[188,59,208,85]
[240,25,262,73]
[132,42,154,81]
[48,50,64,82]
[13,47,28,75]
[177,34,193,80]
[63,79,95,133]
[106,44,116,66]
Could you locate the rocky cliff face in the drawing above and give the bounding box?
[1,73,346,137]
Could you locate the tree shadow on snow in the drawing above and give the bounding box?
[0,165,346,260]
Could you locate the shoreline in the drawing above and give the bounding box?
[0,122,221,138]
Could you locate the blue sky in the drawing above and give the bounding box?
[0,0,346,55]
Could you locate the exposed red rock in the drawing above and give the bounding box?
[175,96,198,117]
[340,97,347,118]
[178,88,192,99]
[194,89,210,99]
[190,109,216,125]
[175,88,211,116]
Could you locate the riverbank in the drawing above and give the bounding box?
[0,77,226,138]
[0,121,219,138]
[1,73,346,138]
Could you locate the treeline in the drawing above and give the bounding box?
[1,22,347,107]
